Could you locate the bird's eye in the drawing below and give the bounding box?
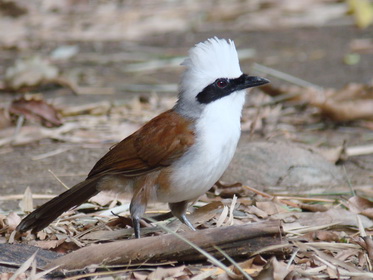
[216,79,228,88]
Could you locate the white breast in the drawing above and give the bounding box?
[158,91,246,203]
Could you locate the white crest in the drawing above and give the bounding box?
[180,37,242,95]
[175,37,244,118]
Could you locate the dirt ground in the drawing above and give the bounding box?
[1,25,373,212]
[1,1,373,278]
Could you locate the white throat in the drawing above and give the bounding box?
[159,90,246,203]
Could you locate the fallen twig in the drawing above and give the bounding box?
[45,220,284,270]
[345,144,373,157]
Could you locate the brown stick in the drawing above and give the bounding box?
[45,220,284,270]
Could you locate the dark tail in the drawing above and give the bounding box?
[16,178,100,233]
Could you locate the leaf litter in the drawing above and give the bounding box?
[1,2,373,278]
[1,69,373,279]
[0,178,371,279]
[260,83,373,122]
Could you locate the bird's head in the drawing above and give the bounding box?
[175,37,269,118]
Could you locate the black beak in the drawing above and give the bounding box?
[235,74,270,91]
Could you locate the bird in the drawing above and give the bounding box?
[16,37,269,238]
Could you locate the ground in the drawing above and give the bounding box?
[1,25,372,211]
[0,1,373,279]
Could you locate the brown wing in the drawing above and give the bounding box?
[87,110,195,178]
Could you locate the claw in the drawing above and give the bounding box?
[180,214,196,231]
[132,217,141,238]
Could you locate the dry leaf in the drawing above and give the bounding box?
[254,257,290,280]
[350,38,373,53]
[261,83,373,122]
[175,201,224,229]
[353,236,373,261]
[348,196,373,219]
[361,208,373,219]
[29,239,66,250]
[232,256,264,276]
[131,271,148,280]
[0,125,66,147]
[256,201,289,216]
[146,266,190,280]
[4,212,21,231]
[0,0,27,18]
[309,145,344,163]
[59,101,111,117]
[4,56,59,90]
[298,203,329,212]
[314,98,373,122]
[215,181,247,198]
[9,96,63,127]
[280,207,373,231]
[303,230,344,242]
[216,206,229,227]
[19,186,33,212]
[247,205,269,219]
[362,236,373,261]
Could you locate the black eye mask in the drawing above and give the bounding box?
[196,74,269,104]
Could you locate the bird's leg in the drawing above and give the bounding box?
[169,200,195,231]
[130,185,149,238]
[130,203,145,238]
